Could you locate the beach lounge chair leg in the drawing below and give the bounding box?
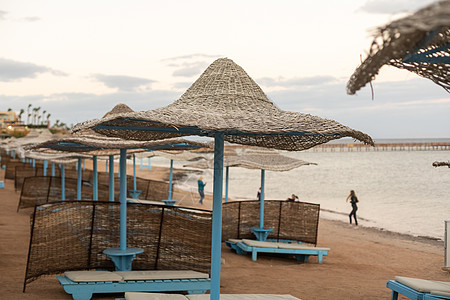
[295,255,309,263]
[70,290,94,300]
[252,250,258,261]
[391,290,398,300]
[318,253,323,264]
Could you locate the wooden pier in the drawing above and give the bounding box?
[308,142,450,152]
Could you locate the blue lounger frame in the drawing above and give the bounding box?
[226,240,328,263]
[386,280,450,300]
[57,275,210,300]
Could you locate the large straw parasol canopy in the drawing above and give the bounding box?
[73,58,374,151]
[432,160,450,167]
[347,0,450,95]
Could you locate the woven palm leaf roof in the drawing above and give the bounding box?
[150,150,206,161]
[347,0,450,95]
[21,150,88,164]
[185,147,316,172]
[72,58,374,151]
[1,129,54,151]
[432,160,450,167]
[24,135,210,156]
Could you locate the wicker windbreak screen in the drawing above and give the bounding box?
[222,200,320,245]
[18,174,173,210]
[24,201,212,290]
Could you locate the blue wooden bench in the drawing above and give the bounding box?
[57,270,210,300]
[387,276,450,300]
[226,239,329,263]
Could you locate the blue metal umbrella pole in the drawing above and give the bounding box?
[77,157,82,200]
[128,154,142,199]
[103,149,143,271]
[210,132,224,300]
[43,160,48,176]
[93,156,98,201]
[163,159,176,205]
[251,169,273,241]
[61,164,65,201]
[109,155,114,202]
[225,166,229,203]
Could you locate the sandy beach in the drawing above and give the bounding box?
[0,161,448,300]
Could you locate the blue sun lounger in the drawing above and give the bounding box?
[226,239,329,263]
[386,276,450,300]
[124,292,301,299]
[57,270,210,300]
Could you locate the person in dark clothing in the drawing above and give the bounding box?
[198,177,206,204]
[346,190,359,225]
[286,194,299,202]
[257,187,261,201]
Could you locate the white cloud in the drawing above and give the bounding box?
[358,0,435,14]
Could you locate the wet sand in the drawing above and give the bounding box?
[0,161,448,300]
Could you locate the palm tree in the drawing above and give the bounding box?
[27,104,32,124]
[7,108,12,111]
[18,109,24,122]
[41,110,46,125]
[55,119,60,128]
[46,113,51,127]
[34,107,41,125]
[37,115,42,125]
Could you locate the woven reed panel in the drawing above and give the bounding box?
[14,166,37,192]
[5,159,23,179]
[24,201,212,288]
[222,200,320,245]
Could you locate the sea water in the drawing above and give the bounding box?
[149,149,450,240]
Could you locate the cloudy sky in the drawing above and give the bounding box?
[1,0,448,139]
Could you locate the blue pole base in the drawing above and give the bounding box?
[128,190,142,199]
[103,247,144,271]
[0,181,4,189]
[251,227,274,241]
[163,199,177,206]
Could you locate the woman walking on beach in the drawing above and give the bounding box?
[346,190,359,225]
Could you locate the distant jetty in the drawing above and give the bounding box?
[308,141,450,152]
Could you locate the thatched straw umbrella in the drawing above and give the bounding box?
[149,150,207,204]
[347,0,450,95]
[186,147,316,241]
[72,58,374,299]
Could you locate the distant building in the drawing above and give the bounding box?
[0,111,18,129]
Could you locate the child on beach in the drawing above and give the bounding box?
[346,190,359,225]
[198,177,206,204]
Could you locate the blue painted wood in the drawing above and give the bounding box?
[102,248,144,271]
[128,154,142,199]
[77,157,82,200]
[61,164,65,201]
[225,166,229,203]
[43,160,48,177]
[386,280,421,300]
[168,159,173,201]
[140,158,143,170]
[211,132,224,300]
[32,158,35,168]
[52,162,55,177]
[162,200,176,206]
[148,157,151,171]
[403,44,450,64]
[109,155,114,202]
[133,154,137,191]
[250,227,273,242]
[93,156,98,201]
[235,241,328,263]
[119,149,127,251]
[260,169,265,229]
[57,275,210,300]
